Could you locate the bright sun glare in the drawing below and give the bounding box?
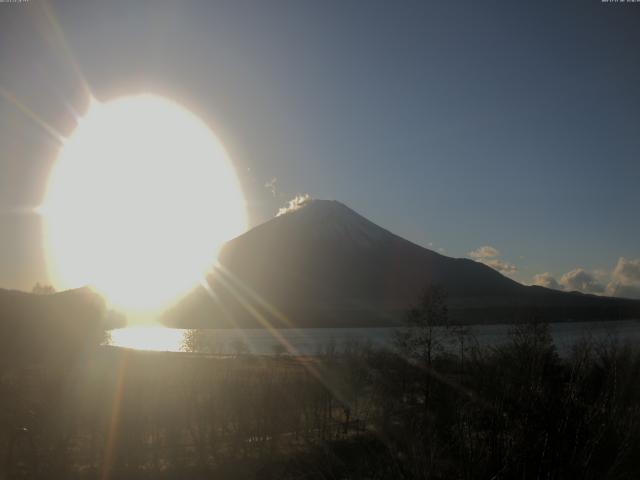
[42,94,247,311]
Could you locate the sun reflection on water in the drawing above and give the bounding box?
[109,326,185,352]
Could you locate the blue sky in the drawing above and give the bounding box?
[1,0,639,296]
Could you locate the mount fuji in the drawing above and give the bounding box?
[164,200,640,328]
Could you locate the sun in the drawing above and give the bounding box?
[41,94,247,311]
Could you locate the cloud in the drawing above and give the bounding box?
[264,177,278,197]
[427,242,445,253]
[483,258,517,275]
[532,272,561,290]
[276,194,313,217]
[611,257,640,285]
[531,269,603,293]
[468,245,517,275]
[606,257,640,299]
[532,258,640,299]
[469,245,500,260]
[559,268,605,294]
[607,283,640,299]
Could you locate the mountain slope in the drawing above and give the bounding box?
[164,200,640,328]
[0,287,109,366]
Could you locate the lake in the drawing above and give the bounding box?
[110,319,640,356]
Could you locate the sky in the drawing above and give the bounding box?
[1,0,639,297]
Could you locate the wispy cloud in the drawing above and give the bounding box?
[469,245,500,260]
[468,245,517,275]
[264,177,278,197]
[276,194,312,217]
[483,258,517,275]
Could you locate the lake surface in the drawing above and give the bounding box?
[110,319,640,356]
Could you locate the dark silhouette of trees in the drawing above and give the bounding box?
[31,283,55,295]
[395,284,449,365]
[1,287,640,479]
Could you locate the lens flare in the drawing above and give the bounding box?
[42,95,247,311]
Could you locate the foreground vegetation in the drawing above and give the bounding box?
[1,291,640,479]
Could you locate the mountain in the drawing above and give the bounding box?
[0,287,108,367]
[164,200,640,328]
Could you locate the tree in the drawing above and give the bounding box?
[394,284,449,366]
[449,322,471,372]
[393,284,449,421]
[230,338,249,356]
[181,329,209,353]
[31,283,55,295]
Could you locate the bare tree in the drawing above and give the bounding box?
[394,284,449,366]
[180,329,209,353]
[31,283,55,295]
